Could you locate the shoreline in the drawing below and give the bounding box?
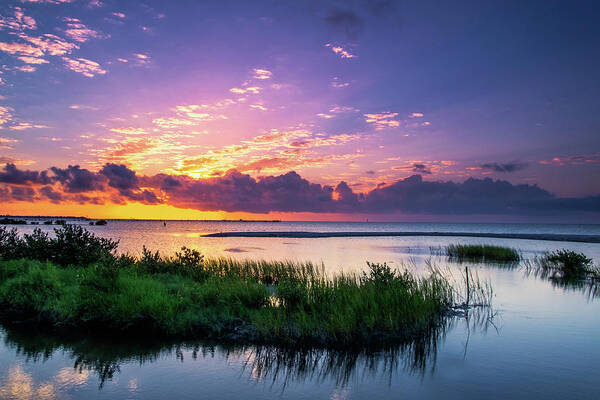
[203,231,600,243]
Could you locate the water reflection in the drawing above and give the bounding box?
[0,316,470,394]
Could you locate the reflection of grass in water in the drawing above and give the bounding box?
[523,250,600,299]
[0,323,444,389]
[0,312,493,391]
[437,243,599,299]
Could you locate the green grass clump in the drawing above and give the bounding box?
[537,249,599,280]
[447,244,520,263]
[0,258,456,346]
[0,226,482,346]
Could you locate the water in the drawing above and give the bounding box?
[1,221,599,399]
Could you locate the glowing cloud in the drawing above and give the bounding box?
[9,122,49,130]
[62,57,107,77]
[0,7,37,31]
[325,43,356,59]
[364,112,401,130]
[62,17,107,42]
[253,68,272,79]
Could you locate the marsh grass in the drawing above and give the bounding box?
[446,244,520,263]
[0,226,491,347]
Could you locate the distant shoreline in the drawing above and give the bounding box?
[204,231,600,243]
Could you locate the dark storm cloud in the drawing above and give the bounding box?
[158,170,336,213]
[39,185,64,203]
[100,163,139,191]
[412,163,432,174]
[50,165,104,193]
[0,163,50,185]
[1,163,598,217]
[480,162,529,173]
[324,8,364,39]
[99,163,160,204]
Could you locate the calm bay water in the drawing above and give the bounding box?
[1,221,599,399]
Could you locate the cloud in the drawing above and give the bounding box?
[8,122,49,130]
[479,162,529,173]
[364,112,400,129]
[411,163,432,174]
[17,33,80,55]
[324,8,363,39]
[18,56,49,64]
[69,104,99,110]
[325,43,356,59]
[110,127,148,135]
[112,12,126,19]
[62,17,108,43]
[132,53,151,65]
[62,57,107,77]
[253,68,272,80]
[2,164,598,217]
[0,7,37,31]
[0,106,14,127]
[250,104,267,111]
[331,77,349,88]
[229,86,260,94]
[0,163,50,185]
[539,153,600,166]
[0,137,19,149]
[0,42,44,57]
[20,0,75,3]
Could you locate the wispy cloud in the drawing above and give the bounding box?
[62,57,107,77]
[21,0,75,4]
[69,104,99,110]
[539,153,600,166]
[364,112,400,129]
[253,68,272,80]
[62,17,107,43]
[325,43,356,59]
[331,77,349,88]
[112,12,126,19]
[0,7,36,31]
[110,127,149,135]
[479,162,528,173]
[0,137,19,150]
[0,106,15,127]
[229,86,260,94]
[9,122,49,130]
[18,56,49,64]
[0,42,44,57]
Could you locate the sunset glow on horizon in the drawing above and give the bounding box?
[1,0,599,221]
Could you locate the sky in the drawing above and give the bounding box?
[0,0,599,221]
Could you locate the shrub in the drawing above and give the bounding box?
[51,225,118,267]
[540,250,595,279]
[360,262,397,286]
[0,227,24,260]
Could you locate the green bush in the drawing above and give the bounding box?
[0,225,118,267]
[541,250,595,279]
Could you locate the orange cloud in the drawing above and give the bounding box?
[325,43,356,59]
[62,56,107,77]
[62,17,107,43]
[253,68,272,79]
